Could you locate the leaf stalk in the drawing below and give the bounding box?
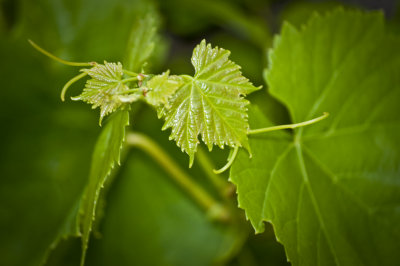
[248,112,329,135]
[121,77,139,83]
[123,69,139,77]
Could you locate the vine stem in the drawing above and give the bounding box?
[29,40,139,80]
[60,72,88,101]
[126,132,229,221]
[214,146,239,174]
[121,76,139,83]
[123,69,139,77]
[28,40,93,67]
[248,112,329,135]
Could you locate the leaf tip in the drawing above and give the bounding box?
[188,156,195,168]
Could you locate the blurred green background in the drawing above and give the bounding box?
[0,0,398,265]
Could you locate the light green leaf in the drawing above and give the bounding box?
[72,62,133,124]
[192,40,260,95]
[231,9,400,266]
[125,13,158,72]
[79,109,129,266]
[145,71,183,108]
[160,40,260,166]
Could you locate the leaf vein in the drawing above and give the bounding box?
[295,144,341,266]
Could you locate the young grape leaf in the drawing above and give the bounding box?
[72,62,134,124]
[145,71,183,108]
[231,9,400,266]
[79,109,129,266]
[159,40,261,166]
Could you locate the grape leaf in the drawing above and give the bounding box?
[145,71,183,107]
[72,62,134,124]
[79,109,129,265]
[125,13,158,72]
[230,9,400,266]
[159,40,260,166]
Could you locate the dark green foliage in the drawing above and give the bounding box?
[231,9,400,266]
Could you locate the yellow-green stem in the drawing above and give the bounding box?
[123,69,139,77]
[196,147,231,195]
[28,39,93,67]
[121,77,139,83]
[61,72,88,101]
[214,146,239,174]
[126,132,229,221]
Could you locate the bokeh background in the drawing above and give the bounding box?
[0,0,398,265]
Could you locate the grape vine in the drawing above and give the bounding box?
[30,39,327,171]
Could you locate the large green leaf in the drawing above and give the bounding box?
[159,40,260,166]
[79,109,129,265]
[231,9,400,266]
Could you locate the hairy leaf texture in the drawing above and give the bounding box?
[159,40,260,166]
[72,62,132,124]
